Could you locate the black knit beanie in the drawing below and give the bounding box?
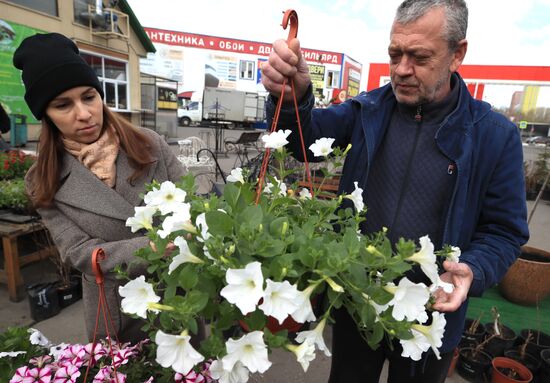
[13,32,104,120]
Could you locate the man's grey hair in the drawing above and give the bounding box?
[395,0,468,52]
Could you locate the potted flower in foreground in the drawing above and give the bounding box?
[120,131,461,382]
[2,327,161,382]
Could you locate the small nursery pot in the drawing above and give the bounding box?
[491,356,533,383]
[539,349,550,383]
[457,347,492,381]
[56,278,82,308]
[503,350,541,379]
[461,318,486,349]
[518,329,550,363]
[484,323,517,357]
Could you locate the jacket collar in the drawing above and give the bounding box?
[56,150,158,221]
[354,72,493,162]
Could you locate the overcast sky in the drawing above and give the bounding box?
[126,0,550,92]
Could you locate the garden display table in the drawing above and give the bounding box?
[467,285,550,333]
[0,216,57,302]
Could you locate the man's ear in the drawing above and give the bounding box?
[450,39,468,72]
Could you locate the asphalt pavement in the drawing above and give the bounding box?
[1,125,548,382]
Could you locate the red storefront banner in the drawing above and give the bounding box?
[144,27,343,65]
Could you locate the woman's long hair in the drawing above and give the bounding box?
[28,104,154,208]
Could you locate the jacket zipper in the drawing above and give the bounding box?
[390,105,423,230]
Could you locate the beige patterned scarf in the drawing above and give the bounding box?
[62,125,120,188]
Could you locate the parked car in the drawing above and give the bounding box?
[525,136,550,146]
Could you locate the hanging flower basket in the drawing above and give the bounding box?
[117,129,461,380]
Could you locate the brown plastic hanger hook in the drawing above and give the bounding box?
[92,248,106,284]
[281,9,299,41]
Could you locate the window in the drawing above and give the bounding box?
[239,60,255,80]
[81,52,129,111]
[327,70,340,89]
[7,0,58,16]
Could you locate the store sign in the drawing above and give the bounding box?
[0,19,43,123]
[145,28,343,65]
[157,86,178,110]
[309,64,326,98]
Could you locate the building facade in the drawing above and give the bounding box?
[140,27,362,107]
[0,0,155,139]
[367,63,550,137]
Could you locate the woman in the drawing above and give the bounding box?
[13,32,186,342]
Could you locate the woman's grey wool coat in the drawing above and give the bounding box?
[26,128,187,342]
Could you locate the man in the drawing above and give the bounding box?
[261,0,529,382]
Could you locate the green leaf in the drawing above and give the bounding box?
[164,283,177,299]
[268,216,288,237]
[200,333,226,358]
[185,317,198,335]
[223,182,241,208]
[216,302,240,330]
[367,322,385,349]
[256,239,286,258]
[264,329,290,348]
[237,204,263,228]
[359,302,376,328]
[242,309,267,331]
[206,210,234,237]
[186,290,210,312]
[178,264,199,290]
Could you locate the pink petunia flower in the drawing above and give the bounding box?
[52,365,80,383]
[26,366,52,382]
[29,355,52,367]
[9,366,32,383]
[92,366,126,383]
[82,343,106,366]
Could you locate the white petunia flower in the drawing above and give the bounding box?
[144,181,188,215]
[449,246,461,263]
[290,284,316,323]
[195,212,210,242]
[345,181,364,212]
[286,341,316,372]
[401,312,447,360]
[227,168,245,184]
[220,262,264,315]
[157,208,194,239]
[298,188,312,200]
[0,351,26,358]
[429,277,455,294]
[223,331,272,373]
[155,330,204,374]
[259,279,301,324]
[295,317,331,357]
[168,236,204,274]
[407,235,439,286]
[399,328,430,361]
[263,176,287,196]
[385,277,430,323]
[28,329,50,346]
[308,137,335,157]
[261,129,291,150]
[126,206,157,232]
[49,343,69,360]
[119,276,161,318]
[209,359,249,383]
